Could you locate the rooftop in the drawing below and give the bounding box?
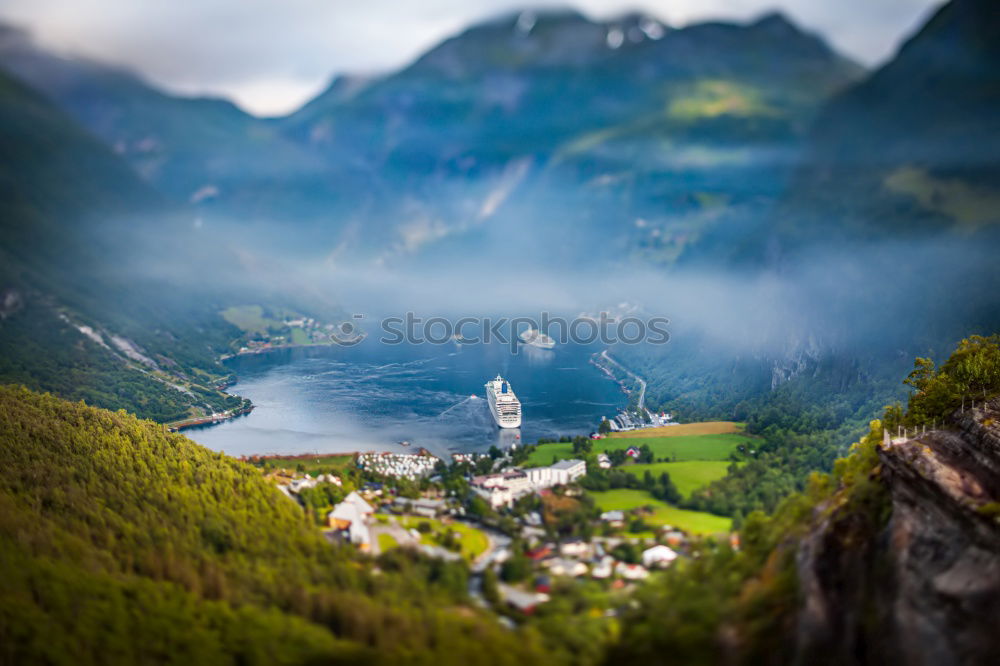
[550,458,585,470]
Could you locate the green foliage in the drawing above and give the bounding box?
[0,385,552,665]
[608,336,996,662]
[905,335,1000,424]
[500,554,532,584]
[588,489,732,535]
[0,69,253,423]
[526,432,749,468]
[481,567,501,605]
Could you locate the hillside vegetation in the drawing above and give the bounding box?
[610,334,1000,664]
[2,335,999,663]
[0,385,550,665]
[0,67,253,422]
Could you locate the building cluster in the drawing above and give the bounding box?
[450,452,487,465]
[496,539,679,606]
[391,496,448,518]
[472,459,587,508]
[356,451,438,479]
[603,410,676,432]
[275,472,342,499]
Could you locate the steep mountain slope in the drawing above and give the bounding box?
[629,0,1000,464]
[0,24,353,232]
[289,10,858,167]
[771,0,1000,248]
[0,68,245,421]
[0,11,864,266]
[789,371,1000,665]
[0,384,550,665]
[281,10,863,263]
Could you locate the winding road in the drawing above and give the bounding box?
[600,350,647,410]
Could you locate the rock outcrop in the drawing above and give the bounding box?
[791,398,1000,666]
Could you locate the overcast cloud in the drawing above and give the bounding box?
[0,0,942,116]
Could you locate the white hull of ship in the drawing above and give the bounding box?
[488,398,522,428]
[485,375,522,428]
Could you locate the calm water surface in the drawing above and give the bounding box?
[188,341,626,458]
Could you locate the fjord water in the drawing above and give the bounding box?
[188,340,627,458]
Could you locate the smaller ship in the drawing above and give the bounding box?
[398,440,411,447]
[518,327,555,350]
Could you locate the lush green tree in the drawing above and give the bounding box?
[501,555,531,583]
[482,568,501,605]
[0,385,552,666]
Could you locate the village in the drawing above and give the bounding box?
[251,424,747,617]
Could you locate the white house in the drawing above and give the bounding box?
[474,470,532,495]
[475,484,513,509]
[615,562,649,580]
[642,544,678,569]
[597,453,612,469]
[551,458,586,482]
[289,475,319,493]
[559,539,591,558]
[600,510,625,525]
[327,491,375,548]
[526,459,586,488]
[591,556,614,579]
[545,558,588,578]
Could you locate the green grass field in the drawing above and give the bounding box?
[522,423,751,534]
[589,489,731,535]
[377,532,398,552]
[220,305,281,334]
[525,432,752,467]
[525,442,576,467]
[620,460,740,498]
[257,454,355,474]
[399,516,489,561]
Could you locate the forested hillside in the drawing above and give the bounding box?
[610,335,1000,664]
[4,336,998,664]
[0,68,253,422]
[0,384,550,665]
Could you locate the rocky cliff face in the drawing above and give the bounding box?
[791,399,1000,665]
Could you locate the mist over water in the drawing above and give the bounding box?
[188,339,627,458]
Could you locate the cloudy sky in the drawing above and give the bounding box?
[1,0,941,116]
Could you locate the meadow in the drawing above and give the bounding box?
[399,516,490,561]
[525,423,753,468]
[590,489,731,535]
[251,453,355,474]
[525,423,752,534]
[619,460,742,498]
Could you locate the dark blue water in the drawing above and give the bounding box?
[188,340,626,458]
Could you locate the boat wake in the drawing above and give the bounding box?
[437,394,481,418]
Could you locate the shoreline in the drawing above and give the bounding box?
[166,404,254,432]
[590,350,634,398]
[238,451,358,463]
[220,341,340,362]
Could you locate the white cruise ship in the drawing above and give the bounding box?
[518,327,555,350]
[485,375,522,428]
